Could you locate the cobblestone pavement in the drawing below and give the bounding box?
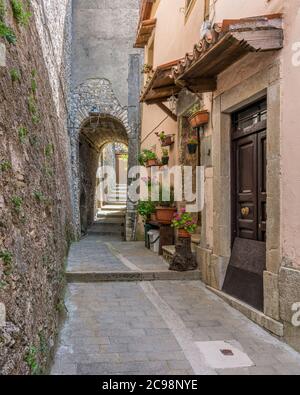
[52,225,300,375]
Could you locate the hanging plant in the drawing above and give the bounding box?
[141,63,153,74]
[156,131,174,147]
[187,104,209,129]
[187,134,198,155]
[161,148,169,166]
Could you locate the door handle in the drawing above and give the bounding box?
[241,207,250,217]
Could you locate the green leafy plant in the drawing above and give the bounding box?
[28,95,40,124]
[44,143,54,158]
[187,103,201,117]
[10,68,21,82]
[38,332,48,357]
[141,63,152,74]
[0,20,16,43]
[158,131,167,142]
[31,69,37,93]
[138,149,157,166]
[11,195,23,213]
[172,209,197,234]
[34,191,45,202]
[158,184,174,207]
[0,160,12,171]
[18,126,28,143]
[137,200,156,221]
[24,346,40,375]
[188,137,198,144]
[10,0,31,26]
[0,250,13,275]
[56,300,67,313]
[162,148,169,158]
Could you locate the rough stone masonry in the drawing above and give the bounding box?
[0,0,73,374]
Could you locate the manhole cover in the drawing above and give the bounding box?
[195,341,254,369]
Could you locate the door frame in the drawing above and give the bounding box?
[208,62,281,309]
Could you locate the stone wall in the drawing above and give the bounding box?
[0,0,73,374]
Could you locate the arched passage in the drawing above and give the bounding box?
[79,114,129,235]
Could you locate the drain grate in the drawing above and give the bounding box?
[220,349,234,356]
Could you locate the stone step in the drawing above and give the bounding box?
[95,217,125,224]
[88,224,124,234]
[66,270,201,283]
[102,203,127,208]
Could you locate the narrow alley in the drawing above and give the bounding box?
[1,0,300,378]
[51,210,300,375]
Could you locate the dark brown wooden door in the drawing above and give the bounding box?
[233,129,266,242]
[223,99,267,311]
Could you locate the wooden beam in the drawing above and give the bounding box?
[156,102,177,122]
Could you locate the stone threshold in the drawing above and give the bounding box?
[207,286,284,338]
[66,270,201,283]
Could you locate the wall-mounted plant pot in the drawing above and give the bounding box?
[187,143,198,154]
[146,159,158,167]
[161,157,169,166]
[188,110,209,129]
[155,207,176,224]
[161,135,174,147]
[178,229,191,239]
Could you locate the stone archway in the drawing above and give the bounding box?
[69,78,139,240]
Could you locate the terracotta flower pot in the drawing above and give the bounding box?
[161,135,174,147]
[178,228,191,238]
[155,207,176,224]
[188,110,209,129]
[187,143,198,154]
[146,159,158,167]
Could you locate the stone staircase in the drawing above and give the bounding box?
[105,183,127,206]
[94,208,125,237]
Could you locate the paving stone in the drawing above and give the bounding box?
[52,229,300,376]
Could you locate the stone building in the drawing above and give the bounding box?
[137,0,300,352]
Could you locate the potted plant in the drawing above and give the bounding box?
[172,209,197,238]
[155,185,176,224]
[138,149,158,167]
[161,149,169,166]
[187,104,209,129]
[156,131,174,147]
[137,200,156,222]
[142,63,153,74]
[187,136,198,154]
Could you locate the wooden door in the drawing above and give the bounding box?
[223,99,267,311]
